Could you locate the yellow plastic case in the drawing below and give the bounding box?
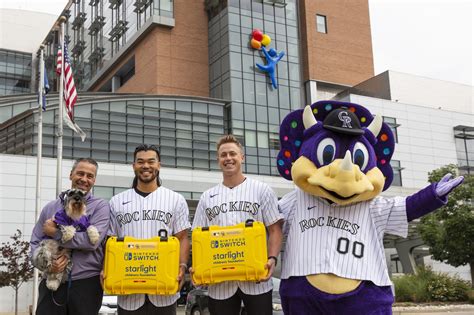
[192,220,268,285]
[104,230,179,295]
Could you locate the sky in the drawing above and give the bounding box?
[0,0,472,86]
[369,0,472,86]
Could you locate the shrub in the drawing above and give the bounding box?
[393,266,470,302]
[467,289,474,304]
[393,274,429,302]
[427,273,470,302]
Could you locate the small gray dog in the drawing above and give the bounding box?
[33,189,99,291]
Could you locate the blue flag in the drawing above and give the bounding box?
[42,66,50,111]
[38,66,50,111]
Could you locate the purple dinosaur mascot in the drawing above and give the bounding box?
[276,101,463,315]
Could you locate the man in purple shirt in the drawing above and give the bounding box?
[30,158,110,315]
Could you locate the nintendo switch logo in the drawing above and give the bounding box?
[210,240,219,248]
[124,252,132,260]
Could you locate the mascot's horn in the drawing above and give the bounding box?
[367,115,383,137]
[303,105,318,130]
[340,151,353,171]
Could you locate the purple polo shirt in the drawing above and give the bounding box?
[30,192,110,281]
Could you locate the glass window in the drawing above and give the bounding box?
[232,103,244,120]
[192,102,208,114]
[209,104,223,116]
[316,15,327,33]
[0,106,12,123]
[268,107,279,125]
[244,121,256,132]
[255,81,267,105]
[267,83,279,108]
[390,160,403,186]
[144,100,159,109]
[229,31,241,46]
[176,101,191,112]
[229,13,240,26]
[257,132,268,148]
[229,52,242,71]
[222,79,231,100]
[245,130,257,147]
[242,54,254,73]
[177,157,193,167]
[269,132,279,150]
[454,126,474,174]
[278,85,290,108]
[231,78,243,102]
[256,106,268,123]
[246,164,258,174]
[240,0,252,11]
[243,80,256,109]
[383,116,400,143]
[244,104,256,122]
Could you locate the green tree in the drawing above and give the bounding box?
[417,164,474,287]
[0,230,34,315]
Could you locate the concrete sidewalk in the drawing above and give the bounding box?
[392,304,474,315]
[3,304,474,315]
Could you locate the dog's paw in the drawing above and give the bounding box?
[61,225,76,243]
[87,226,100,245]
[46,279,61,291]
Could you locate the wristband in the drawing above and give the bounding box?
[268,256,278,266]
[179,263,188,270]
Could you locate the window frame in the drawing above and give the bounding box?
[316,14,327,34]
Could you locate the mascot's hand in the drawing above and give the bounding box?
[435,173,464,197]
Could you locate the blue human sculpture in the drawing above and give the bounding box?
[256,47,285,89]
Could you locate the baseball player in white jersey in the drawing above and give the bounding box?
[192,135,283,315]
[108,144,191,315]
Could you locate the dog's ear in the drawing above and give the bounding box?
[59,190,69,204]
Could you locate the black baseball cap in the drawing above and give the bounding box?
[323,107,364,135]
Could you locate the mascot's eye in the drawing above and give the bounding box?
[352,142,369,171]
[316,138,336,166]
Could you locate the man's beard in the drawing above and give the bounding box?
[136,170,158,184]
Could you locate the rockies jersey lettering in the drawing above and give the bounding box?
[192,177,282,300]
[109,187,191,310]
[205,201,261,221]
[299,216,360,235]
[116,209,172,226]
[279,188,407,286]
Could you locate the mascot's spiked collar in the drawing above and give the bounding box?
[277,101,395,205]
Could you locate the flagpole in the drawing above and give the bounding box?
[32,44,45,315]
[56,16,66,196]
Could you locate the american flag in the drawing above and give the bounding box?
[56,40,86,141]
[56,42,77,121]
